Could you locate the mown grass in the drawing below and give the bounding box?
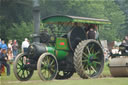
[102,62,111,76]
[1,62,128,85]
[1,76,128,85]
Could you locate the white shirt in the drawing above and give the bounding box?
[21,40,29,50]
[8,43,12,51]
[112,48,119,54]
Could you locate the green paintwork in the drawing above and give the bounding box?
[56,38,69,50]
[42,15,111,25]
[46,45,69,60]
[46,47,55,54]
[55,50,68,60]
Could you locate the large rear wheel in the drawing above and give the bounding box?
[37,53,58,81]
[13,53,34,81]
[74,40,104,78]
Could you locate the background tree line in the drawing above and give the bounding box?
[0,0,127,44]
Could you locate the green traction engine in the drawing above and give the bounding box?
[13,15,110,81]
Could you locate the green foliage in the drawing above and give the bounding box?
[0,0,33,43]
[99,0,125,41]
[0,0,126,42]
[0,0,32,25]
[7,22,34,45]
[115,0,128,37]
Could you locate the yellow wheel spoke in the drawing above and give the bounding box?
[93,61,101,65]
[82,60,88,63]
[90,44,94,52]
[91,66,97,73]
[86,46,90,55]
[94,51,100,56]
[83,52,89,58]
[84,65,88,70]
[50,60,54,65]
[46,56,49,64]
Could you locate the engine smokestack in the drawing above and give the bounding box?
[33,0,40,42]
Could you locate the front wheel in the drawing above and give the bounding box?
[37,53,58,81]
[13,53,34,81]
[74,40,104,79]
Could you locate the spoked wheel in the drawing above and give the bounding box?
[74,40,104,79]
[37,53,58,81]
[13,53,34,81]
[56,71,74,79]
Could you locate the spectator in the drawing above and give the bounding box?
[7,40,13,61]
[0,48,10,76]
[12,40,18,61]
[21,38,30,53]
[121,40,127,46]
[111,46,119,54]
[0,41,10,76]
[124,36,128,44]
[0,38,2,49]
[1,40,7,51]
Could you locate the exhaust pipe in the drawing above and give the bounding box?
[33,0,40,42]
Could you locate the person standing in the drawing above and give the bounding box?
[1,40,8,51]
[21,38,30,53]
[12,40,18,61]
[124,36,128,45]
[0,48,10,76]
[0,40,10,76]
[0,38,2,49]
[7,40,13,61]
[21,38,30,64]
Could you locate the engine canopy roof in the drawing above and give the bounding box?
[42,15,111,25]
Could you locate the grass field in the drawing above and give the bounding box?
[0,62,128,85]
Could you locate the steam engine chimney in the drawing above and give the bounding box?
[33,0,40,42]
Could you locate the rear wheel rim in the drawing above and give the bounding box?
[82,42,103,77]
[74,40,104,79]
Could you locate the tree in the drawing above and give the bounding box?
[7,22,34,45]
[99,0,125,41]
[115,0,128,36]
[0,0,126,42]
[0,0,32,40]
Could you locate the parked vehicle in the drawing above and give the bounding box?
[109,44,128,77]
